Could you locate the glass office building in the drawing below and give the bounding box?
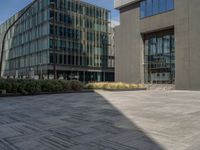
[0,0,114,82]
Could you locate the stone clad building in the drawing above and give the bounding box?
[115,0,200,90]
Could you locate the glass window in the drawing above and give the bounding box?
[50,53,54,63]
[163,35,170,54]
[140,0,174,18]
[171,35,175,53]
[150,38,157,55]
[59,54,63,64]
[159,0,166,13]
[144,30,175,84]
[153,0,159,15]
[157,37,162,54]
[146,0,153,16]
[140,1,146,18]
[166,0,174,10]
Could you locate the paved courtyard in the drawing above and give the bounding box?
[0,90,200,150]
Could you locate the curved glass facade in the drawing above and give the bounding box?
[140,0,174,18]
[144,29,175,84]
[0,0,114,82]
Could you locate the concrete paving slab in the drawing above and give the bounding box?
[0,90,200,149]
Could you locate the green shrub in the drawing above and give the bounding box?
[24,80,41,94]
[17,80,27,94]
[0,79,83,95]
[40,80,52,92]
[52,80,63,92]
[2,79,20,93]
[10,80,19,93]
[69,80,83,91]
[0,79,6,90]
[0,79,12,92]
[59,80,71,91]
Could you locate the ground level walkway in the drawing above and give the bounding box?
[0,90,200,150]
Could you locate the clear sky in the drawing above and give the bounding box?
[0,0,119,25]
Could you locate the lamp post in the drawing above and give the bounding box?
[0,0,39,78]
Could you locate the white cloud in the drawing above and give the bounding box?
[111,20,120,27]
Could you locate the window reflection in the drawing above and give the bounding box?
[140,0,174,18]
[146,0,153,16]
[159,0,166,12]
[152,0,159,14]
[167,0,174,10]
[140,1,146,18]
[144,30,175,84]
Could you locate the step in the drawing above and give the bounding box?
[144,84,175,90]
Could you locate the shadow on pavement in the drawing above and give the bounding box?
[0,91,164,150]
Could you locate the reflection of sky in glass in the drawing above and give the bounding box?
[0,0,119,25]
[82,0,119,22]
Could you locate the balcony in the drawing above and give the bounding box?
[114,0,140,9]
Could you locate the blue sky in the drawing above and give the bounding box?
[0,0,119,24]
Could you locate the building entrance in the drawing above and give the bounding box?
[144,29,175,84]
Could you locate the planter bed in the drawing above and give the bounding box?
[0,79,86,97]
[86,82,146,92]
[102,88,147,92]
[0,89,94,97]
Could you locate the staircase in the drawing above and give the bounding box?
[145,84,175,90]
